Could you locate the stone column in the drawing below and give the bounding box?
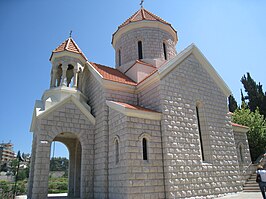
[68,141,76,197]
[51,69,57,88]
[80,140,94,199]
[61,65,68,86]
[72,69,78,88]
[31,138,51,199]
[27,134,37,199]
[74,140,81,197]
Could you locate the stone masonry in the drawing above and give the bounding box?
[29,6,252,199]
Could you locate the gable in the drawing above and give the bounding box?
[30,95,95,132]
[124,61,156,83]
[158,44,231,97]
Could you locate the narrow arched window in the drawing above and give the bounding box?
[163,42,167,60]
[239,145,244,163]
[142,138,148,160]
[138,41,143,60]
[196,105,205,161]
[115,139,119,164]
[118,49,121,66]
[66,64,74,87]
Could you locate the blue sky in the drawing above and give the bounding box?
[0,0,265,158]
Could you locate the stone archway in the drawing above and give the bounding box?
[29,96,95,199]
[52,132,82,198]
[28,127,94,199]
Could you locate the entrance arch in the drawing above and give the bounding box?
[52,132,82,198]
[29,96,95,199]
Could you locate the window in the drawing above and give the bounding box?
[239,144,244,163]
[163,42,167,60]
[115,139,119,164]
[118,49,121,66]
[142,138,148,160]
[196,106,205,161]
[66,64,74,87]
[138,41,143,59]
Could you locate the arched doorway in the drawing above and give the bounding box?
[50,132,82,198]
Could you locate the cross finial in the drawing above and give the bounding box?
[69,30,72,38]
[140,0,144,7]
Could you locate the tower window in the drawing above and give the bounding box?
[196,105,205,161]
[138,41,143,60]
[163,42,167,60]
[142,138,148,160]
[66,64,74,87]
[118,49,121,66]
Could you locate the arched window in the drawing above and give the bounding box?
[118,49,121,66]
[142,138,148,160]
[163,42,167,60]
[196,105,205,161]
[239,144,244,163]
[115,139,119,164]
[66,64,74,87]
[138,41,143,60]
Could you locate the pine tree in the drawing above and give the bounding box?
[241,72,266,117]
[228,95,238,112]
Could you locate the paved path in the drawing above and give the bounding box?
[15,192,263,199]
[218,192,262,199]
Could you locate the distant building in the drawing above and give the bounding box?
[0,142,15,163]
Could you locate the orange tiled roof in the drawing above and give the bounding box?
[112,101,159,113]
[119,7,171,29]
[90,62,137,86]
[50,37,87,60]
[231,122,249,129]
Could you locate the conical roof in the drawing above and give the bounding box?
[119,7,173,29]
[112,7,177,45]
[50,37,87,61]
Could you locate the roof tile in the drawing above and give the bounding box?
[51,38,87,60]
[90,62,137,86]
[119,7,171,29]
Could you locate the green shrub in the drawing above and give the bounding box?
[48,177,68,193]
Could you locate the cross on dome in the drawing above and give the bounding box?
[140,0,144,7]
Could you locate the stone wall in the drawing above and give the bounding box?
[138,81,161,112]
[233,131,251,168]
[159,54,242,198]
[105,89,137,105]
[114,28,177,67]
[108,108,165,199]
[81,68,109,198]
[233,130,253,183]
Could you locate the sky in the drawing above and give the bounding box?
[0,0,265,158]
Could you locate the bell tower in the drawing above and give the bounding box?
[49,37,87,89]
[28,36,95,199]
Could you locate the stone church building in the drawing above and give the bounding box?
[28,7,252,199]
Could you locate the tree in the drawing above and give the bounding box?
[232,105,266,161]
[228,95,238,112]
[50,157,68,172]
[241,72,266,117]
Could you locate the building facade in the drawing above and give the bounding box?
[0,142,15,163]
[28,7,252,199]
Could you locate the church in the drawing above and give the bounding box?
[28,5,252,199]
